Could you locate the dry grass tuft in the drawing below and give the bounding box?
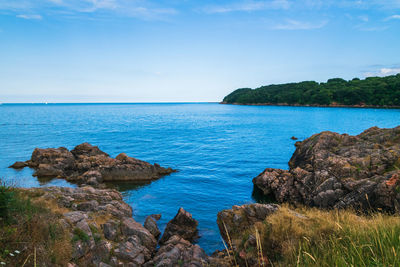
[0,183,72,266]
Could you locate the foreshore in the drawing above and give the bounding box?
[1,125,400,266]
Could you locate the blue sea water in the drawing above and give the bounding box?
[0,103,399,253]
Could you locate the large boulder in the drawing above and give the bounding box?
[10,143,176,186]
[159,208,199,244]
[121,217,157,252]
[253,126,400,212]
[216,203,279,267]
[217,203,278,247]
[145,235,209,267]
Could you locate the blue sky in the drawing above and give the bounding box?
[0,0,400,103]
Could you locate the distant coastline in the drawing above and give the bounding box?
[220,102,400,109]
[222,74,400,107]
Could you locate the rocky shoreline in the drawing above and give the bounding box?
[220,102,400,109]
[253,126,400,213]
[5,126,400,266]
[20,186,215,266]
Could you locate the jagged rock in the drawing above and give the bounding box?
[16,186,220,266]
[121,217,157,251]
[144,215,161,239]
[217,203,278,246]
[159,208,199,244]
[145,235,209,267]
[10,143,176,186]
[114,237,152,265]
[253,126,400,213]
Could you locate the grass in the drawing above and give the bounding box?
[0,180,72,266]
[223,205,400,267]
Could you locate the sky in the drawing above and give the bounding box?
[0,0,400,103]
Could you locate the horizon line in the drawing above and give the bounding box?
[0,101,221,105]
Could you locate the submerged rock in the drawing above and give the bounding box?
[253,126,400,213]
[10,143,176,186]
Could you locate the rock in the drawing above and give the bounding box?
[217,203,278,246]
[114,238,151,265]
[8,161,27,169]
[77,200,99,212]
[11,142,176,186]
[121,217,157,251]
[33,164,64,178]
[71,142,109,157]
[29,147,76,177]
[14,186,220,267]
[291,136,298,140]
[81,170,103,184]
[151,214,162,221]
[64,211,88,224]
[102,220,119,241]
[253,126,400,213]
[144,215,161,239]
[146,235,209,267]
[159,208,199,244]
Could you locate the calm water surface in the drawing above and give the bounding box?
[1,103,399,253]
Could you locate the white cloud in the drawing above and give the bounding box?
[385,14,400,21]
[358,15,368,22]
[16,14,43,20]
[364,67,400,77]
[380,68,400,75]
[0,0,178,20]
[202,0,290,14]
[272,19,327,30]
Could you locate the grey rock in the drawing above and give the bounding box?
[159,208,198,244]
[121,217,157,251]
[102,220,119,241]
[253,126,400,213]
[77,200,99,212]
[64,211,88,224]
[144,215,161,239]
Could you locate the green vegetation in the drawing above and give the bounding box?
[226,205,400,267]
[0,181,72,266]
[223,74,400,106]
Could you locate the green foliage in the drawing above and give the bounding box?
[223,74,400,106]
[0,184,72,266]
[0,183,14,221]
[72,228,90,243]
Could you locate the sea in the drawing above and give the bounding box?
[1,103,399,253]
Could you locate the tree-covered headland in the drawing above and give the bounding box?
[222,74,400,107]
